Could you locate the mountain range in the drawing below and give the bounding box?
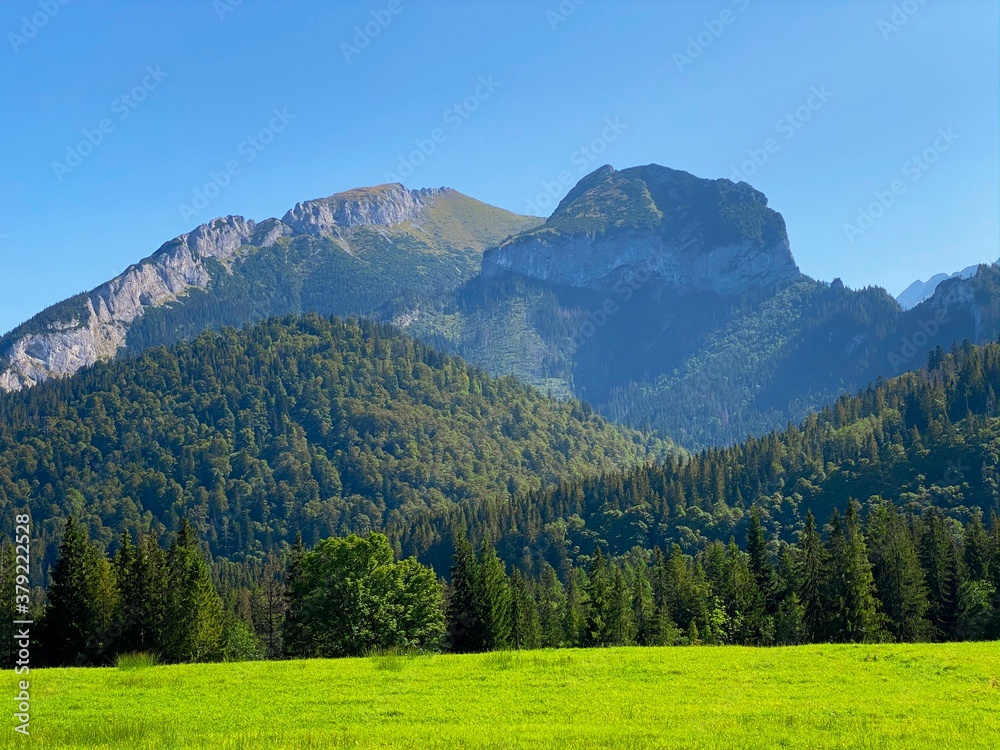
[896,261,999,310]
[2,164,997,452]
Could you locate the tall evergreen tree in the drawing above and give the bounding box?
[607,564,637,646]
[474,540,512,651]
[563,566,585,647]
[446,534,482,653]
[825,502,883,643]
[509,569,542,650]
[583,549,613,646]
[39,518,118,666]
[798,510,829,642]
[746,512,777,613]
[282,531,309,657]
[163,520,224,662]
[918,509,962,640]
[866,500,930,642]
[536,561,567,648]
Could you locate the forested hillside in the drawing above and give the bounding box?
[469,340,1000,566]
[0,314,668,577]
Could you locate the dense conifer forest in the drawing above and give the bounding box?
[0,314,667,579]
[3,333,997,666]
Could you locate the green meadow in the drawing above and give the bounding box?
[4,643,997,749]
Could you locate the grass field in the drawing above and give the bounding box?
[4,643,998,749]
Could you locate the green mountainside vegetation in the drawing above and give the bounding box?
[0,313,667,576]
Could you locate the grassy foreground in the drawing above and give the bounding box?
[4,643,998,749]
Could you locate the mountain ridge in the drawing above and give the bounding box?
[0,185,540,391]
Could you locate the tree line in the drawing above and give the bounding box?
[16,496,997,667]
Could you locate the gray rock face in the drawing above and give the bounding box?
[282,184,451,236]
[482,164,800,295]
[482,229,798,296]
[0,184,458,392]
[0,215,260,391]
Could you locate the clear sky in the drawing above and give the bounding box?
[2,0,998,335]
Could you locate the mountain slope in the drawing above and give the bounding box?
[457,340,1000,562]
[396,165,1000,449]
[0,313,669,571]
[0,185,541,392]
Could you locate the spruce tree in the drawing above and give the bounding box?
[583,548,612,646]
[607,564,637,646]
[536,561,567,648]
[918,509,962,640]
[774,544,806,645]
[798,510,829,642]
[282,531,310,657]
[867,500,930,642]
[40,518,118,666]
[746,512,777,613]
[446,534,482,653]
[649,547,682,645]
[475,539,512,651]
[163,520,224,662]
[509,569,541,650]
[563,566,585,647]
[825,502,883,643]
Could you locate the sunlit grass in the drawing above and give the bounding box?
[4,642,997,749]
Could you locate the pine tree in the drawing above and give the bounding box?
[536,561,567,648]
[918,509,962,640]
[563,566,585,647]
[162,520,224,662]
[825,502,883,643]
[509,569,541,650]
[963,510,992,582]
[607,564,637,646]
[866,500,930,642]
[746,512,777,613]
[474,540,512,651]
[583,549,612,646]
[39,518,118,666]
[282,531,310,657]
[798,511,828,642]
[446,534,482,653]
[113,530,140,654]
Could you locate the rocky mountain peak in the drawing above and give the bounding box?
[482,164,799,295]
[281,183,455,236]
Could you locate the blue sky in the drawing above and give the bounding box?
[1,0,997,335]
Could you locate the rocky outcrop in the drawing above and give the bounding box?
[482,165,800,295]
[0,215,261,391]
[282,184,452,236]
[0,185,460,392]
